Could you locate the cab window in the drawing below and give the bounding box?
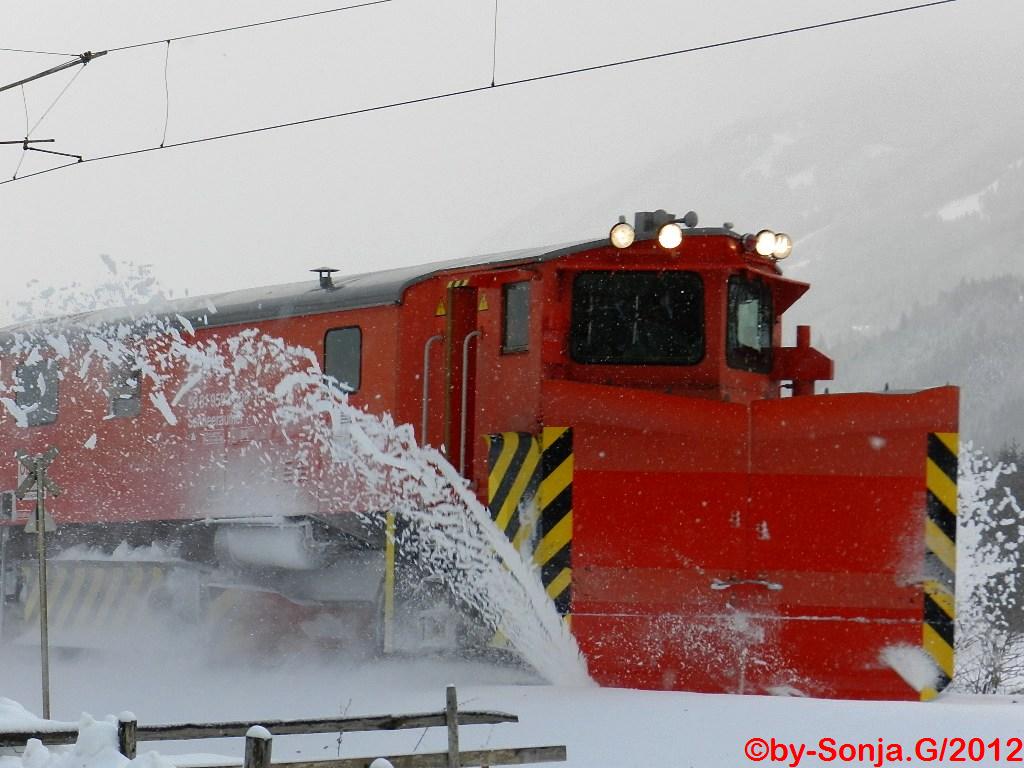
[325,326,361,392]
[727,276,773,373]
[502,281,530,353]
[108,359,142,418]
[570,271,704,365]
[15,358,60,426]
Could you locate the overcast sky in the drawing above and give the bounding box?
[0,0,1015,322]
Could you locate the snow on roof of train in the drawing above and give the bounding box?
[2,240,600,339]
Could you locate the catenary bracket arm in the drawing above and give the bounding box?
[0,50,106,96]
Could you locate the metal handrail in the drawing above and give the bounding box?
[458,330,482,475]
[420,334,443,444]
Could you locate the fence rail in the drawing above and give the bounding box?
[0,686,566,768]
[136,710,519,742]
[0,712,518,749]
[248,745,568,768]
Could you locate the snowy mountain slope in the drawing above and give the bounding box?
[478,11,1024,344]
[826,275,1024,452]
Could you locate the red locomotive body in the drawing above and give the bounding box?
[0,211,958,700]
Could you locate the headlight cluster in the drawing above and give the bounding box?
[747,229,793,260]
[608,217,686,251]
[609,211,792,261]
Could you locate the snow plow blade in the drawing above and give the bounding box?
[539,381,958,700]
[10,560,201,648]
[6,560,381,655]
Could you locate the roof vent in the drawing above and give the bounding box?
[632,209,699,238]
[311,267,339,290]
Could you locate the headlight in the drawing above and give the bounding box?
[772,233,793,260]
[657,222,683,249]
[610,221,635,249]
[754,229,777,257]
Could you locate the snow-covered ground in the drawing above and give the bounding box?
[2,639,1023,768]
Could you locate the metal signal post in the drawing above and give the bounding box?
[15,447,60,720]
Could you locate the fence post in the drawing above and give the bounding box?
[445,685,460,768]
[244,726,273,768]
[117,712,138,759]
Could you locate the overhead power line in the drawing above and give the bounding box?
[0,2,393,65]
[1,0,958,187]
[3,52,102,174]
[0,47,76,57]
[107,0,396,53]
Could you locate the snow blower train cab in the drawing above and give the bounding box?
[0,209,958,700]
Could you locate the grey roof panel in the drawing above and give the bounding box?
[2,228,741,338]
[1,239,601,338]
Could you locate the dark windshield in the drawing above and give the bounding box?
[570,271,704,365]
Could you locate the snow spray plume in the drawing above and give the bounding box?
[271,365,590,685]
[0,259,591,686]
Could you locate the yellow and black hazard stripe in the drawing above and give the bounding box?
[485,427,573,617]
[921,431,958,701]
[536,427,573,616]
[22,562,167,632]
[485,432,541,548]
[446,278,470,288]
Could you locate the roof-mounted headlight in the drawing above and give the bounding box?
[612,209,698,249]
[657,222,683,249]
[772,233,793,260]
[754,229,777,257]
[610,220,636,249]
[743,229,795,261]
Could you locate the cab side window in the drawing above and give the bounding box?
[325,327,361,392]
[502,281,530,353]
[726,276,773,373]
[108,359,142,418]
[15,358,60,426]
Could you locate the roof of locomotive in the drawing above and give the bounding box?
[0,239,599,337]
[1,227,745,337]
[175,238,610,328]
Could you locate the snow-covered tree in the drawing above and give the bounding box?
[956,445,1024,693]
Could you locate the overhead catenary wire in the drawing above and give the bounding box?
[2,0,396,175]
[28,65,86,136]
[8,65,90,179]
[0,50,105,96]
[106,0,396,53]
[7,65,88,180]
[0,0,958,187]
[2,0,395,157]
[1,0,394,100]
[12,86,30,179]
[0,47,76,57]
[21,85,29,135]
[1,0,393,109]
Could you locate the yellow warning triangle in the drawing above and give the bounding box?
[478,295,489,311]
[435,299,446,316]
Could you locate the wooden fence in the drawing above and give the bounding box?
[0,686,565,768]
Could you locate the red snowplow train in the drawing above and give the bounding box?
[0,210,958,700]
